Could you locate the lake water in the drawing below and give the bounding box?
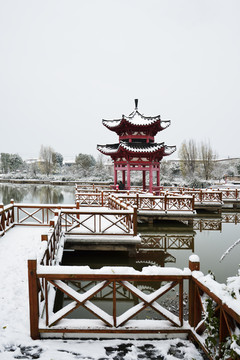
[0,183,239,283]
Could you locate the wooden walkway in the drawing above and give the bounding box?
[1,197,240,358]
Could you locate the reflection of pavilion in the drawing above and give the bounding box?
[135,250,176,268]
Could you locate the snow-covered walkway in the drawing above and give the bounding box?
[0,226,206,359]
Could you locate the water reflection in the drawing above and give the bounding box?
[0,185,27,204]
[0,184,74,204]
[62,212,240,284]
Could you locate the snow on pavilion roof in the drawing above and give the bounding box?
[102,109,171,131]
[97,141,176,156]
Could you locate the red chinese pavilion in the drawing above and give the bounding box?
[97,100,176,192]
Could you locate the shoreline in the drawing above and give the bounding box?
[0,179,112,186]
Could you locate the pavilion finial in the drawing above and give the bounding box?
[134,99,138,110]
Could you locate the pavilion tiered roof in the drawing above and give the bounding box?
[102,109,171,135]
[97,141,176,157]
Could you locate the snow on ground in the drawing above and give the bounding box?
[0,226,205,359]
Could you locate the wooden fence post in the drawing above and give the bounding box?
[164,194,168,211]
[28,259,40,339]
[41,234,48,241]
[188,255,200,327]
[10,199,15,224]
[76,200,80,220]
[133,206,138,236]
[189,255,200,271]
[0,203,5,233]
[192,194,195,211]
[136,193,139,209]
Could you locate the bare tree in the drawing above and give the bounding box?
[178,139,198,178]
[199,141,217,180]
[39,145,55,175]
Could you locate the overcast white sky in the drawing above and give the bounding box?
[0,0,240,160]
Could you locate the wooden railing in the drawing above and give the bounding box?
[0,202,77,235]
[115,193,195,212]
[177,187,240,203]
[75,184,143,194]
[28,260,190,339]
[61,206,137,236]
[15,203,76,226]
[75,192,109,207]
[173,189,222,204]
[0,200,137,238]
[189,263,240,359]
[215,188,240,201]
[28,250,240,359]
[39,212,63,266]
[0,201,14,235]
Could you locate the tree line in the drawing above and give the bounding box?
[0,145,104,178]
[1,141,240,184]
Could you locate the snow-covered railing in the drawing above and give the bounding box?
[0,201,14,236]
[178,189,223,204]
[75,192,109,207]
[215,188,240,201]
[39,212,63,266]
[115,193,195,212]
[28,255,240,359]
[74,188,145,207]
[13,202,76,226]
[60,206,137,236]
[75,183,143,194]
[28,261,191,340]
[189,256,240,359]
[0,200,138,238]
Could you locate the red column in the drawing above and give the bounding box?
[127,163,131,190]
[142,170,146,191]
[122,170,126,186]
[157,164,160,187]
[114,163,117,186]
[149,164,153,193]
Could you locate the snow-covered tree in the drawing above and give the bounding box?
[39,145,55,175]
[0,153,23,173]
[199,141,217,180]
[178,139,198,178]
[75,153,96,172]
